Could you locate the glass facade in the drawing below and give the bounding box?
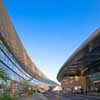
[0,38,58,97]
[0,39,43,86]
[87,69,100,92]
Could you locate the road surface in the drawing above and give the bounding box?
[17,92,100,100]
[44,92,100,100]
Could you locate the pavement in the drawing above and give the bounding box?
[33,93,48,100]
[44,91,100,100]
[17,92,100,100]
[17,93,48,100]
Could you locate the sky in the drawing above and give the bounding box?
[4,0,100,83]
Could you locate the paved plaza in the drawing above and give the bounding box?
[17,92,100,100]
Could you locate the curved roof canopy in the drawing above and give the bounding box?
[0,0,57,86]
[57,28,100,81]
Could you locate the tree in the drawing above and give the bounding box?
[0,69,9,82]
[0,69,12,100]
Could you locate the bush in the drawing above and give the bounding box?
[0,95,13,100]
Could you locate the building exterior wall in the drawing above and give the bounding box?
[61,76,87,92]
[86,72,100,92]
[0,0,47,80]
[57,28,100,93]
[0,0,58,89]
[0,38,37,95]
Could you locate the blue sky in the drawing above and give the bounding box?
[4,0,100,83]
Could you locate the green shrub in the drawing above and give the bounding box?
[0,95,13,100]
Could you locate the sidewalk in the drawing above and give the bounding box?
[33,93,48,100]
[17,93,48,100]
[72,92,100,97]
[87,92,100,96]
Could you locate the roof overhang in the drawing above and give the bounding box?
[0,0,48,82]
[57,28,100,81]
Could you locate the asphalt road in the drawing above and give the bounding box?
[17,92,100,100]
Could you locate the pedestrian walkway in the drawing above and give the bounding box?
[17,92,100,100]
[44,92,100,100]
[87,92,100,96]
[33,93,48,100]
[17,93,48,100]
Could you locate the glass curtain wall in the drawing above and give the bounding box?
[0,39,41,95]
